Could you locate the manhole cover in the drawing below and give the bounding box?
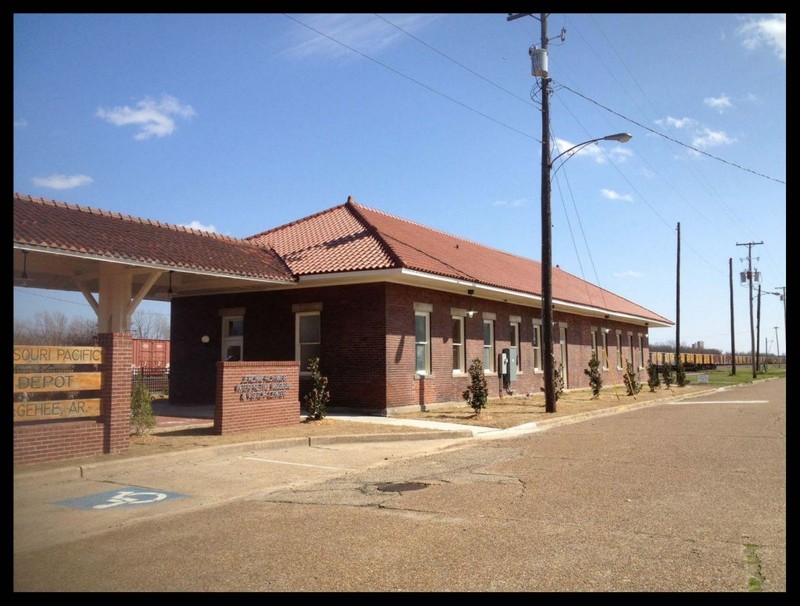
[376,482,428,493]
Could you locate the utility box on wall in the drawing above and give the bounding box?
[501,347,517,390]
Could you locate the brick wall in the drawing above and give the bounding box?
[215,361,300,434]
[168,283,650,416]
[14,332,132,465]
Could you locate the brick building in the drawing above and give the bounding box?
[168,196,672,413]
[14,193,672,424]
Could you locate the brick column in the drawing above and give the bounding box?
[99,332,132,455]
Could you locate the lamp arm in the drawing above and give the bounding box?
[549,137,603,168]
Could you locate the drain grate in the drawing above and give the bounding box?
[376,482,428,493]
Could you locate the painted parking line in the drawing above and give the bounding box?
[668,400,769,405]
[241,456,353,471]
[55,487,187,510]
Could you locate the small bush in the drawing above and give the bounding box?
[646,361,661,392]
[584,356,603,398]
[462,358,489,414]
[131,382,155,436]
[623,362,642,396]
[662,363,675,388]
[675,360,687,387]
[304,357,330,420]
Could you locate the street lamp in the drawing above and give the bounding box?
[541,132,632,413]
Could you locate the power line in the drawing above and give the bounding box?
[281,13,542,144]
[556,81,785,185]
[373,13,536,109]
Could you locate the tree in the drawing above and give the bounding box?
[662,362,675,389]
[304,357,330,420]
[675,359,687,387]
[623,362,642,396]
[13,311,97,345]
[646,361,661,392]
[130,310,170,339]
[584,356,602,398]
[462,358,489,414]
[130,381,156,436]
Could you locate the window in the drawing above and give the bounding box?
[415,311,431,375]
[452,315,465,374]
[601,331,609,370]
[591,328,599,362]
[638,334,646,368]
[222,315,244,362]
[510,319,521,372]
[616,331,623,369]
[296,312,320,372]
[532,320,542,371]
[628,333,634,369]
[483,319,495,373]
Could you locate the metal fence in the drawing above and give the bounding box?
[131,366,169,396]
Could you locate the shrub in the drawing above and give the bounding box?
[623,362,642,396]
[662,362,674,388]
[584,356,603,398]
[462,358,489,414]
[304,357,330,420]
[646,361,661,392]
[131,382,155,436]
[675,360,687,387]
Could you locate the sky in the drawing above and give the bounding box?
[13,13,786,355]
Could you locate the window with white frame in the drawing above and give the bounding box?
[616,331,623,369]
[591,328,599,362]
[296,311,321,372]
[221,315,244,362]
[510,319,521,372]
[601,330,609,370]
[452,315,465,374]
[483,319,495,373]
[415,311,431,375]
[532,320,542,371]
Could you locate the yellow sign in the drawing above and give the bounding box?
[13,372,102,393]
[13,398,101,421]
[13,346,102,365]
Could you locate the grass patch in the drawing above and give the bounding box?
[744,543,765,592]
[686,366,786,387]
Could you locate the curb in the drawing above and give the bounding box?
[11,385,736,483]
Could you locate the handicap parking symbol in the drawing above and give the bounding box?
[55,486,187,510]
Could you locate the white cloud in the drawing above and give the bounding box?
[600,189,633,202]
[613,270,644,278]
[281,13,437,60]
[183,220,217,233]
[737,14,786,60]
[14,118,28,129]
[492,199,525,207]
[553,137,632,165]
[655,116,697,129]
[96,95,196,140]
[32,174,93,190]
[704,94,732,111]
[692,128,735,149]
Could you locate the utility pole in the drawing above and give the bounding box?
[675,222,681,365]
[756,284,762,372]
[508,12,556,413]
[736,240,763,379]
[729,258,736,375]
[774,326,780,361]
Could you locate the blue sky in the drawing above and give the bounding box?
[13,13,786,354]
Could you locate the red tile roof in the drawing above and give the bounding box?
[249,196,671,324]
[13,194,294,282]
[13,192,671,325]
